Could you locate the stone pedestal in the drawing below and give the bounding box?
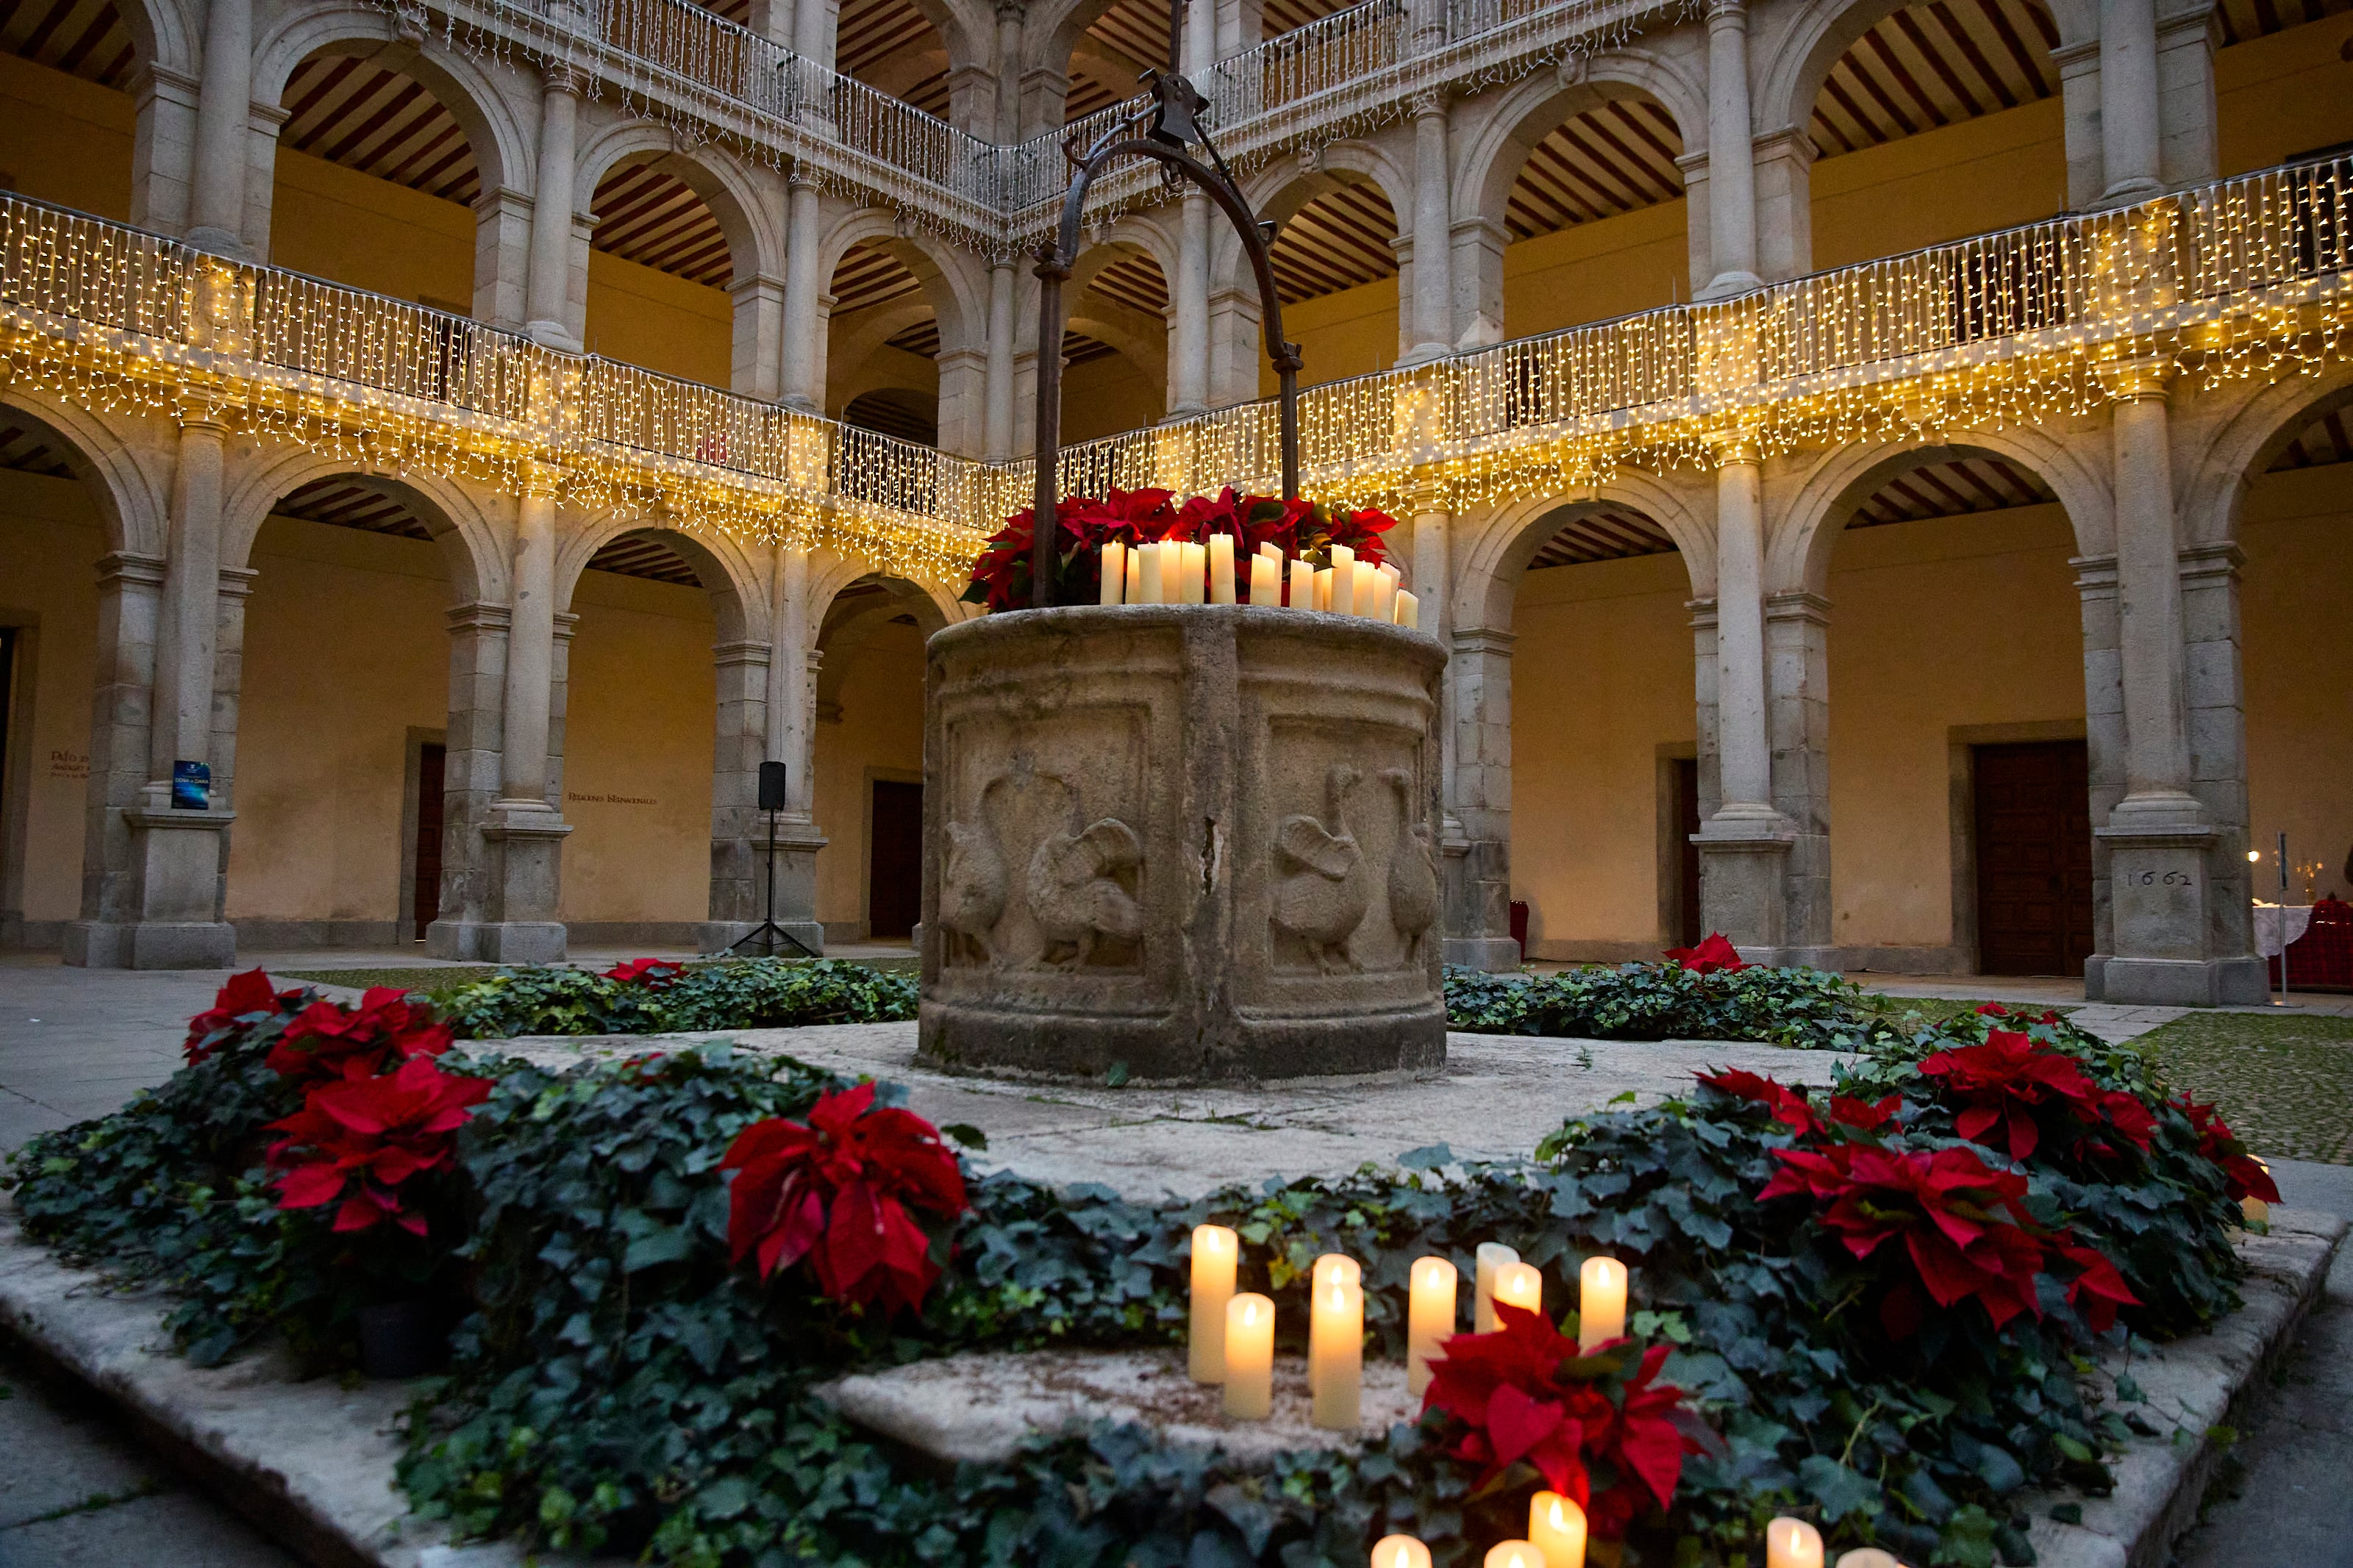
[65,806,238,969]
[919,604,1447,1084]
[472,801,572,964]
[2088,813,2267,1005]
[1693,803,1796,962]
[700,818,829,955]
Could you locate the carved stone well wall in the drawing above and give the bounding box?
[918,604,1448,1083]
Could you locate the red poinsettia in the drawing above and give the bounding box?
[265,987,453,1086]
[1696,1069,1817,1136]
[1917,1030,2153,1161]
[721,1083,969,1314]
[2176,1096,2281,1204]
[266,1056,492,1235]
[1422,1302,1703,1539]
[1664,933,1750,974]
[184,968,310,1062]
[1827,1092,1902,1133]
[604,957,686,989]
[1760,1140,2057,1336]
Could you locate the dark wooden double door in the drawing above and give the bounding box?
[1974,740,2094,977]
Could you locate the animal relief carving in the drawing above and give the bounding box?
[938,817,1007,966]
[1382,767,1439,963]
[1271,764,1371,973]
[1027,818,1146,968]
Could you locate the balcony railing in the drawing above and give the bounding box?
[0,160,2344,572]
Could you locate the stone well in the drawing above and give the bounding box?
[918,604,1447,1083]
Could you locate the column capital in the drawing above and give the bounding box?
[97,551,169,589]
[2176,540,2244,579]
[1450,626,1515,656]
[2093,356,2174,402]
[1762,588,1830,625]
[542,61,588,97]
[446,599,513,634]
[1403,479,1449,518]
[1710,426,1764,467]
[713,637,774,668]
[1685,595,1719,629]
[215,565,260,598]
[1410,87,1448,120]
[2068,551,2118,592]
[1704,0,1748,28]
[519,459,563,500]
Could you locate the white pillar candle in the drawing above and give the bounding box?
[1308,1272,1363,1431]
[1407,1255,1457,1395]
[1125,544,1143,605]
[1765,1518,1824,1568]
[1139,541,1165,605]
[1393,588,1419,629]
[1373,1537,1432,1568]
[2243,1157,2271,1225]
[1474,1242,1520,1333]
[1353,560,1381,618]
[1313,1253,1361,1289]
[1249,552,1279,606]
[1493,1261,1542,1323]
[1209,533,1236,604]
[1365,562,1394,622]
[1182,540,1208,604]
[1329,548,1356,615]
[1099,541,1125,605]
[1190,1223,1238,1383]
[1485,1544,1544,1568]
[1377,560,1402,587]
[1289,558,1314,609]
[1314,566,1333,612]
[1833,1552,1900,1568]
[1222,1292,1274,1420]
[1260,541,1283,566]
[1578,1256,1628,1353]
[1529,1492,1587,1568]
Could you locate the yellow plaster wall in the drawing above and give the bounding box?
[1500,198,1693,337]
[1821,506,2085,951]
[268,148,474,307]
[1508,548,1696,954]
[2239,463,2353,903]
[1261,273,1403,397]
[582,251,733,388]
[227,519,451,923]
[0,53,132,218]
[1808,99,2067,271]
[0,470,102,926]
[2216,11,2353,176]
[558,570,718,926]
[1063,351,1164,445]
[812,617,925,932]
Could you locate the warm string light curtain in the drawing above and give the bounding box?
[0,162,2344,589]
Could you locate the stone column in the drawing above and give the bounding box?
[474,472,572,962]
[1449,215,1508,350]
[1750,128,1813,283]
[701,637,770,950]
[2054,39,2107,211]
[794,0,839,73]
[747,0,794,44]
[781,180,826,411]
[749,545,826,949]
[425,601,508,959]
[1446,624,1521,970]
[524,68,584,352]
[1207,284,1262,409]
[729,273,788,400]
[1699,0,1763,299]
[130,65,201,237]
[1404,92,1455,362]
[1765,589,1832,965]
[986,259,1018,458]
[2154,0,2218,187]
[1169,194,1211,418]
[937,347,988,457]
[1694,439,1796,956]
[994,1,1024,143]
[472,187,535,329]
[2099,0,2165,204]
[103,419,239,967]
[63,552,163,968]
[2178,540,2254,967]
[184,0,252,255]
[206,562,257,835]
[2086,367,2260,1002]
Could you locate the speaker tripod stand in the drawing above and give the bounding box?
[729,760,819,960]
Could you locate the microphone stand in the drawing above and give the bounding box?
[729,803,819,959]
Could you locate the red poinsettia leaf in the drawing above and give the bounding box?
[1485,1381,1568,1469]
[274,1163,347,1210]
[332,1191,385,1233]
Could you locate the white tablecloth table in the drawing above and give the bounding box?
[2253,903,2315,959]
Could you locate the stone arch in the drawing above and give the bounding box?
[1752,0,2090,151]
[0,391,171,560]
[811,557,965,639]
[1771,426,2112,596]
[816,207,987,356]
[551,514,768,642]
[1211,141,1415,298]
[220,445,507,604]
[2177,365,2353,550]
[251,6,531,196]
[1454,51,1707,230]
[109,0,198,82]
[571,123,784,289]
[1454,470,1715,633]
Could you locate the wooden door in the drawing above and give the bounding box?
[412,742,446,938]
[1673,758,1702,948]
[868,778,924,939]
[1974,741,2093,975]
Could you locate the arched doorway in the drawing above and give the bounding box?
[810,573,943,945]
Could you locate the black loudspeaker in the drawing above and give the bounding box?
[757,760,789,812]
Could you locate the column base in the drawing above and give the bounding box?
[2085,954,2269,1006]
[524,321,583,354]
[421,920,569,964]
[697,920,826,957]
[1442,935,1523,971]
[63,919,238,970]
[182,224,251,259]
[1694,806,1796,957]
[1694,270,1765,301]
[2099,176,2167,208]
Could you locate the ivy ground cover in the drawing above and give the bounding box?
[4,967,2279,1568]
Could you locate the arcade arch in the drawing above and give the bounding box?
[809,573,946,942]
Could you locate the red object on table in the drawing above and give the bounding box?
[2274,896,2353,991]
